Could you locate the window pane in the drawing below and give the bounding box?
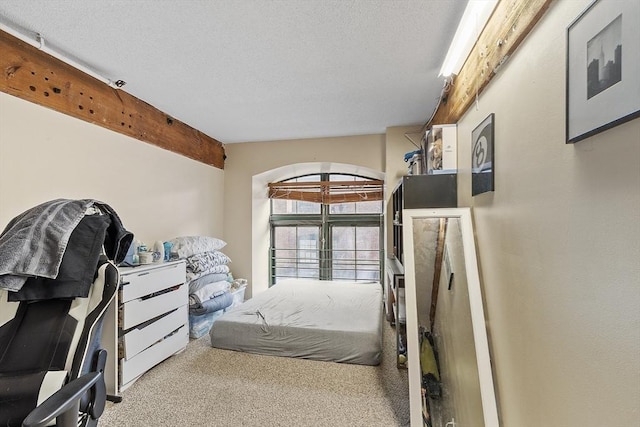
[332,226,354,250]
[273,226,320,282]
[329,174,382,214]
[295,175,321,213]
[355,227,380,280]
[355,227,375,280]
[329,202,355,214]
[332,226,353,280]
[271,198,287,214]
[355,200,382,214]
[272,198,321,214]
[356,227,379,252]
[331,226,380,282]
[271,175,321,214]
[296,201,320,214]
[330,200,382,214]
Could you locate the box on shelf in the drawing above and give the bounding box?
[425,124,457,174]
[407,153,424,175]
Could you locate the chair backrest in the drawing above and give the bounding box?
[0,202,129,427]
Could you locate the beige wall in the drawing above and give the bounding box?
[385,125,424,254]
[3,3,639,421]
[0,92,224,246]
[223,135,386,295]
[455,1,640,425]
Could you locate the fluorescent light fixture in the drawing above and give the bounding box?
[439,0,498,77]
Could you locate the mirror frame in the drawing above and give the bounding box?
[403,207,499,426]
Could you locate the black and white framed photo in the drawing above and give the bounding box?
[471,113,494,196]
[566,0,640,144]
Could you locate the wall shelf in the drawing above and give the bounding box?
[386,174,457,371]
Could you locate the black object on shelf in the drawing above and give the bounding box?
[391,174,456,263]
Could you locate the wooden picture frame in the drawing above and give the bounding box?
[566,0,640,143]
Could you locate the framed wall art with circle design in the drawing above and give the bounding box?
[471,113,494,196]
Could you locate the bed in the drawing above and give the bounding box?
[208,278,383,365]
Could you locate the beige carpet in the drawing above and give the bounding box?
[100,320,409,426]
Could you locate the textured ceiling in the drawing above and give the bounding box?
[0,0,467,144]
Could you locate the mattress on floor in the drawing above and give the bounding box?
[209,278,383,365]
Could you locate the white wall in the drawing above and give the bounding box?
[455,1,640,425]
[0,92,224,246]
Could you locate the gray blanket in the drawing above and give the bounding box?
[0,199,94,291]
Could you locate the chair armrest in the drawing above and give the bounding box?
[22,372,101,427]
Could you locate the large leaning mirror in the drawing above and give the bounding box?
[402,208,499,427]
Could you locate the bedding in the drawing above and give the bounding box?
[209,278,383,365]
[189,279,230,304]
[189,291,233,315]
[185,250,231,273]
[186,265,229,283]
[169,235,226,258]
[175,235,236,339]
[188,272,229,293]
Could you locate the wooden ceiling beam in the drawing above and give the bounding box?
[430,0,554,126]
[0,30,225,169]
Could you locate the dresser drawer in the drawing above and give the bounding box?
[120,305,188,360]
[120,283,188,330]
[120,261,186,303]
[120,326,188,387]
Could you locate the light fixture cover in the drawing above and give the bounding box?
[439,0,498,77]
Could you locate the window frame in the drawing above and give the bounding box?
[269,173,384,285]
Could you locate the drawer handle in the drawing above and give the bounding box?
[140,285,182,300]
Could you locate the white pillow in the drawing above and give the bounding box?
[169,236,227,258]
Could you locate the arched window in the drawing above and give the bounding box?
[269,173,383,285]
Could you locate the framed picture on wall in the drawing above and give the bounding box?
[471,113,494,196]
[566,0,640,144]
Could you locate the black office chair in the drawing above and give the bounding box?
[0,200,132,427]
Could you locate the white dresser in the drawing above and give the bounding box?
[103,260,188,398]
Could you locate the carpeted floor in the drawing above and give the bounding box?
[100,320,409,426]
